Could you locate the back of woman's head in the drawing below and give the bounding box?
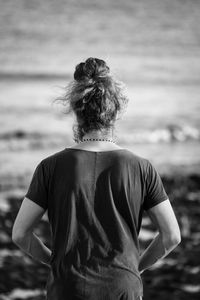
[56,57,129,142]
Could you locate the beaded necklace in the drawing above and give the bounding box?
[80,138,117,144]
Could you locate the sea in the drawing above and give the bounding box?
[0,0,200,187]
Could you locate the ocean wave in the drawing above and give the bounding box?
[130,124,200,143]
[0,130,43,140]
[0,71,71,81]
[0,125,199,152]
[0,130,65,151]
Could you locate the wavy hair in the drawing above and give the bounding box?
[55,57,129,143]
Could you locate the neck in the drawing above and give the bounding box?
[82,129,114,140]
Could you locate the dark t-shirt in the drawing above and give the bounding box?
[25,148,168,300]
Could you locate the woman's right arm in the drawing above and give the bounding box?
[138,199,181,273]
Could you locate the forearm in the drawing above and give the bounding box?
[14,231,52,267]
[138,232,177,273]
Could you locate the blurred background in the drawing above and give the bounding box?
[0,0,200,299]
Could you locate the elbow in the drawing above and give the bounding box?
[162,231,181,250]
[12,228,26,245]
[170,232,181,246]
[12,233,21,245]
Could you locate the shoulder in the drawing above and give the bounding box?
[114,149,151,179]
[39,148,68,170]
[121,148,149,167]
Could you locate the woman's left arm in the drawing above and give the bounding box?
[12,197,52,267]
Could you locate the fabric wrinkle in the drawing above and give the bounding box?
[25,148,168,299]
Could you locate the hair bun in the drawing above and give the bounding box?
[74,57,110,81]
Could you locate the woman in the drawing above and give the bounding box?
[12,57,181,300]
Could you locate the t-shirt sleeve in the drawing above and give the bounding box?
[143,160,168,211]
[24,160,48,210]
